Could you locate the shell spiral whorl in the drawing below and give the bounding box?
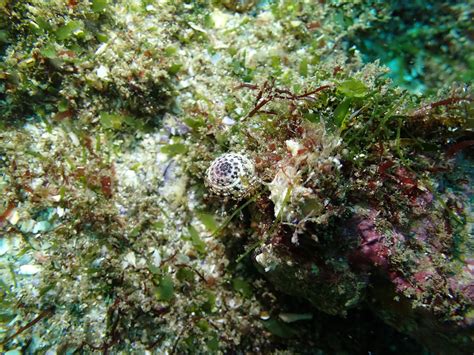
[205,153,256,198]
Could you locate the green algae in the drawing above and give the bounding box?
[0,0,472,353]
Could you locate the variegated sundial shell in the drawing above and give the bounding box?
[205,153,256,198]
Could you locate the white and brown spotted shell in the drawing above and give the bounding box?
[205,153,256,198]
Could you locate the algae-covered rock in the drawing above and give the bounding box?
[254,241,367,316]
[253,151,474,352]
[0,0,179,124]
[1,0,473,353]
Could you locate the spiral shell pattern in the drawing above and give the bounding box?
[205,153,256,198]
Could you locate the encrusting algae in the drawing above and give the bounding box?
[1,0,473,353]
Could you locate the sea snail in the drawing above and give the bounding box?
[205,153,256,198]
